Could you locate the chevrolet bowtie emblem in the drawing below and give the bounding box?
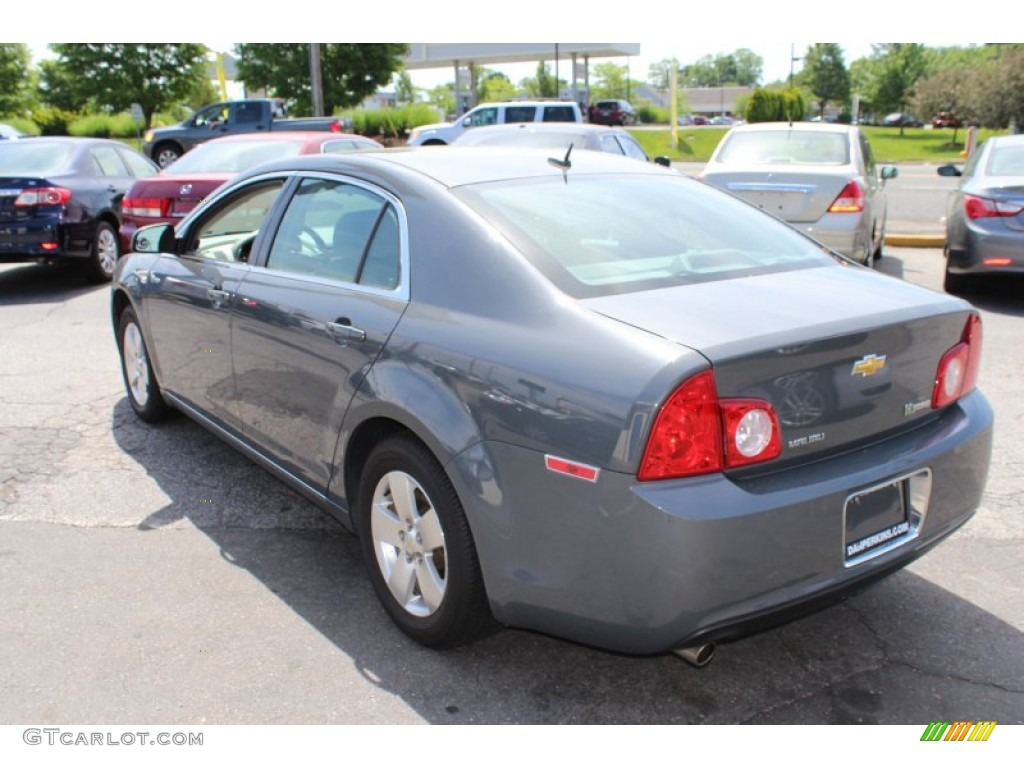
[852,354,887,377]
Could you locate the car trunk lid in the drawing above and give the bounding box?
[583,264,974,466]
[703,167,851,223]
[128,174,229,220]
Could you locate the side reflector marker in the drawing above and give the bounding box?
[544,455,600,483]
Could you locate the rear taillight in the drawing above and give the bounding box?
[638,370,781,481]
[828,180,865,213]
[14,187,71,207]
[932,313,983,409]
[330,120,342,133]
[123,197,169,218]
[964,194,1023,219]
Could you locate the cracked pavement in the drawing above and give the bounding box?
[0,256,1021,727]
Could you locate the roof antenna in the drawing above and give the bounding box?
[548,143,573,182]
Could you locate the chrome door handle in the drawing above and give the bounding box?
[326,318,366,343]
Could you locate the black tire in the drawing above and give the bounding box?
[943,267,970,294]
[117,306,173,422]
[87,221,120,283]
[357,435,493,649]
[153,142,182,168]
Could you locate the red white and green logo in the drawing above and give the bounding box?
[920,721,997,742]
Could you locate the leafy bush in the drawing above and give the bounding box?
[745,88,806,122]
[2,116,40,135]
[637,104,669,125]
[348,104,443,137]
[30,106,78,136]
[68,113,144,139]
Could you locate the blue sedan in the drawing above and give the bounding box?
[0,137,157,281]
[112,148,992,664]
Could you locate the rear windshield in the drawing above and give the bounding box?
[0,141,74,175]
[985,143,1024,176]
[167,139,306,174]
[454,174,835,298]
[716,130,850,165]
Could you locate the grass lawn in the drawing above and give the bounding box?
[628,125,1002,165]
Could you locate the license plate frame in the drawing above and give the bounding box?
[843,469,932,567]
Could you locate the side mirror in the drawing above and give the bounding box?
[937,164,963,178]
[880,165,899,181]
[132,223,176,254]
[462,117,472,128]
[654,156,672,168]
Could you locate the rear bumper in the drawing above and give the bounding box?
[796,215,870,262]
[948,224,1024,276]
[452,389,993,655]
[0,221,91,261]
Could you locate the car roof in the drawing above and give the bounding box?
[456,123,628,138]
[233,145,670,189]
[201,131,369,145]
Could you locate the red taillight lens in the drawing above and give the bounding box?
[964,194,1023,219]
[14,187,72,207]
[330,120,342,133]
[638,371,780,481]
[123,197,169,218]
[828,180,865,213]
[932,313,983,409]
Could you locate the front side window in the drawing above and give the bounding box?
[467,108,498,127]
[186,180,286,263]
[266,177,400,289]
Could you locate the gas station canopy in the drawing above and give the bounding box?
[403,43,641,70]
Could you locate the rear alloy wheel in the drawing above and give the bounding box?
[154,143,182,168]
[118,306,172,422]
[88,221,120,282]
[358,436,492,648]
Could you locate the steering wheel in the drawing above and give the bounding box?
[297,225,327,253]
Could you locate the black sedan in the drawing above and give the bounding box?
[938,134,1024,293]
[0,137,158,281]
[112,149,991,662]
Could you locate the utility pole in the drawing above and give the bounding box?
[310,43,324,117]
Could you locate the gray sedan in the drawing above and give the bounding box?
[112,148,991,664]
[938,134,1024,293]
[701,122,897,264]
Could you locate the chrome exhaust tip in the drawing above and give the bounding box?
[672,643,715,667]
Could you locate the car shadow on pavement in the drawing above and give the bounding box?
[0,261,107,305]
[111,398,1024,725]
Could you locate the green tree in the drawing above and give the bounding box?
[872,44,929,132]
[520,61,557,98]
[236,44,408,115]
[394,71,416,105]
[0,44,33,116]
[478,71,517,102]
[47,44,209,128]
[968,48,1024,130]
[590,62,642,99]
[801,43,850,117]
[732,48,763,87]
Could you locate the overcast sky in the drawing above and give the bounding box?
[18,0,1007,90]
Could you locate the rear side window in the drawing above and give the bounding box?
[542,106,577,122]
[504,106,536,123]
[90,146,130,177]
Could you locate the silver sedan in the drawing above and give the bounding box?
[701,122,897,264]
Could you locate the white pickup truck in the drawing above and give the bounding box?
[407,101,583,146]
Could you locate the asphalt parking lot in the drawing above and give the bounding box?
[0,245,1021,727]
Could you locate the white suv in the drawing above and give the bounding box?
[407,101,583,146]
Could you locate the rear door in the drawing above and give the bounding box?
[230,174,408,490]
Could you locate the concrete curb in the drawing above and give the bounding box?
[885,234,945,248]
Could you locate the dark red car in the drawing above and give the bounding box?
[589,99,637,126]
[120,131,382,250]
[932,112,962,129]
